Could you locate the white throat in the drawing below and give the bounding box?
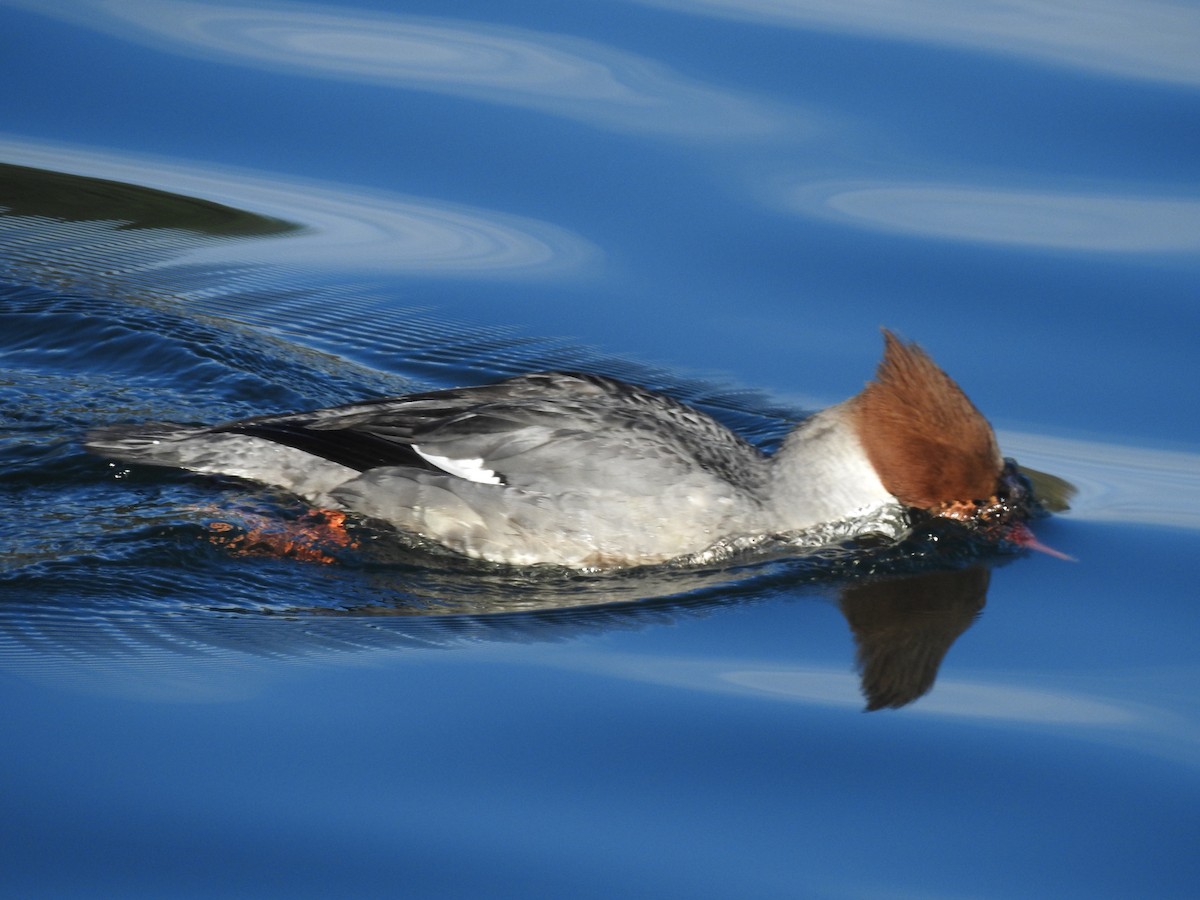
[766,402,900,533]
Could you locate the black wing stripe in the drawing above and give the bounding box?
[218,421,436,474]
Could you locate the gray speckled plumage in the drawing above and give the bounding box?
[88,371,908,567]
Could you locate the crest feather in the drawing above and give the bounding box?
[852,331,1002,508]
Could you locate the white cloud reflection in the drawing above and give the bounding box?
[0,136,596,275]
[566,652,1200,768]
[627,0,1200,88]
[13,0,782,138]
[784,181,1200,253]
[581,652,1137,724]
[1002,431,1200,532]
[724,669,1137,724]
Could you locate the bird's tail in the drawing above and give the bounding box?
[86,422,211,468]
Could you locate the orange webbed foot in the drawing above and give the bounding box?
[205,507,359,564]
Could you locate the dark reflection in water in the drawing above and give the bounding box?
[0,162,299,236]
[840,566,987,710]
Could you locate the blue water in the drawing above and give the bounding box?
[2,1,1199,897]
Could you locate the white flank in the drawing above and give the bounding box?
[412,445,503,484]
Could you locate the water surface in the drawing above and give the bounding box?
[1,1,1198,897]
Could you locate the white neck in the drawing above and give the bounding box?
[765,402,901,533]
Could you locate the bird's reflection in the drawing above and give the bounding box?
[840,567,988,710]
[0,516,997,710]
[340,560,994,710]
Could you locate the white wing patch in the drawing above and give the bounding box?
[412,444,503,485]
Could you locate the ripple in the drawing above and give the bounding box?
[628,0,1200,88]
[0,136,595,276]
[22,0,785,138]
[785,180,1200,253]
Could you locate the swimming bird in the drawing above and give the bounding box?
[87,331,1053,568]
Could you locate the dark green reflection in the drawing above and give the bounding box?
[0,163,299,236]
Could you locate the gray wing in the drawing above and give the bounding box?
[214,371,767,492]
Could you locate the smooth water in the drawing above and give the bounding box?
[2,1,1198,897]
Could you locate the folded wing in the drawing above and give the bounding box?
[212,371,766,494]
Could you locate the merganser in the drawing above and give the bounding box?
[87,331,1052,568]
